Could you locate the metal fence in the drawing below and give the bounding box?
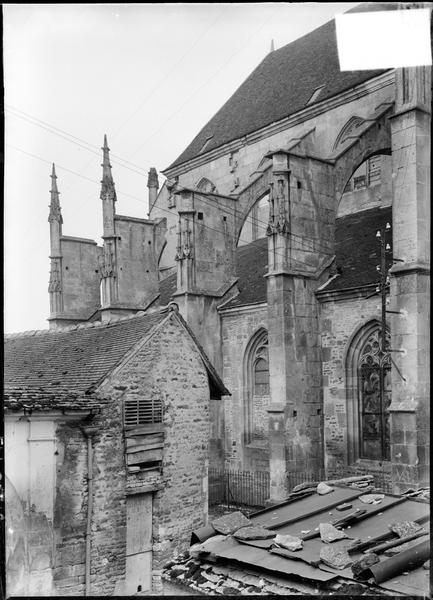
[209,465,393,510]
[209,468,270,509]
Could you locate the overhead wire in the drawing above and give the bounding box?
[5,104,335,254]
[6,143,327,271]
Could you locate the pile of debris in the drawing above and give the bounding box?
[163,477,430,597]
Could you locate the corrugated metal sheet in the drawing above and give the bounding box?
[203,489,430,596]
[250,486,362,529]
[201,535,338,582]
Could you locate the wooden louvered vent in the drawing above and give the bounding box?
[124,397,163,426]
[124,396,164,473]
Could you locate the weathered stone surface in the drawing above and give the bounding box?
[351,552,380,578]
[389,521,422,538]
[211,511,251,535]
[317,482,334,495]
[274,534,303,551]
[233,526,275,541]
[319,522,350,543]
[320,545,352,570]
[292,481,319,493]
[359,494,385,504]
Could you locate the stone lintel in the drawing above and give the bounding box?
[387,405,417,413]
[127,483,163,495]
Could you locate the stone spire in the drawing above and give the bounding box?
[48,163,63,224]
[270,39,275,53]
[100,134,116,238]
[48,164,64,320]
[100,134,117,203]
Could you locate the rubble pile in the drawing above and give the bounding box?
[162,553,307,595]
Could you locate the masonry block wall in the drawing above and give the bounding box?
[113,216,166,308]
[53,396,127,597]
[220,307,268,471]
[319,295,391,488]
[154,75,394,257]
[106,316,211,574]
[58,237,101,321]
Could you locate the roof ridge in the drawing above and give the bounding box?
[5,307,170,339]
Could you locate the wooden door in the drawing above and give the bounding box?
[125,493,152,594]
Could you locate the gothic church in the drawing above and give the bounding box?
[46,4,430,501]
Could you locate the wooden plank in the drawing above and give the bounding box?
[126,442,164,454]
[126,493,152,554]
[125,552,152,595]
[127,448,163,465]
[125,424,164,436]
[126,434,164,448]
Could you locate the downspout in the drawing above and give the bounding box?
[81,426,97,597]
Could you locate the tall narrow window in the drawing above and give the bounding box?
[244,330,269,444]
[358,329,391,460]
[346,321,392,464]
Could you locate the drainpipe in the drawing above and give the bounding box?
[81,426,98,597]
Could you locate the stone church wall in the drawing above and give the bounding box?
[220,305,269,471]
[320,294,391,486]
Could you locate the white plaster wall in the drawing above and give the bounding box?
[5,418,56,519]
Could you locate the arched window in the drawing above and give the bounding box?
[238,194,269,246]
[243,330,269,444]
[358,328,391,461]
[196,177,217,194]
[346,322,391,463]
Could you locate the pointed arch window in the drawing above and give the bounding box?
[244,330,269,444]
[346,322,391,463]
[358,328,391,461]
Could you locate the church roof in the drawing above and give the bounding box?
[4,311,166,409]
[323,205,393,293]
[215,205,393,310]
[167,4,393,171]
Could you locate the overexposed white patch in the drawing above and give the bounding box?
[336,8,432,71]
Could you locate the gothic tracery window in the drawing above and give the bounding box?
[244,330,269,444]
[358,328,391,461]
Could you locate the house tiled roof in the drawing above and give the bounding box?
[166,4,395,171]
[4,311,166,409]
[323,205,393,293]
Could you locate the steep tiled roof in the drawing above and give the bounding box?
[323,206,393,292]
[159,272,177,306]
[217,206,392,309]
[221,238,268,310]
[167,4,393,171]
[4,311,166,408]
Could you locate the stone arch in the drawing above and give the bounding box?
[196,177,217,194]
[235,170,271,244]
[334,110,392,202]
[242,327,269,447]
[333,116,365,150]
[345,319,391,465]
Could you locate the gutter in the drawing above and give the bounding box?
[81,426,98,596]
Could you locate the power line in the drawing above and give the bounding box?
[125,4,285,160]
[5,104,334,254]
[5,105,149,177]
[110,8,227,140]
[6,143,321,271]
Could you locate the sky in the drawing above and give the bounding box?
[4,2,359,333]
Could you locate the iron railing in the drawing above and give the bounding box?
[209,468,270,509]
[209,465,393,510]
